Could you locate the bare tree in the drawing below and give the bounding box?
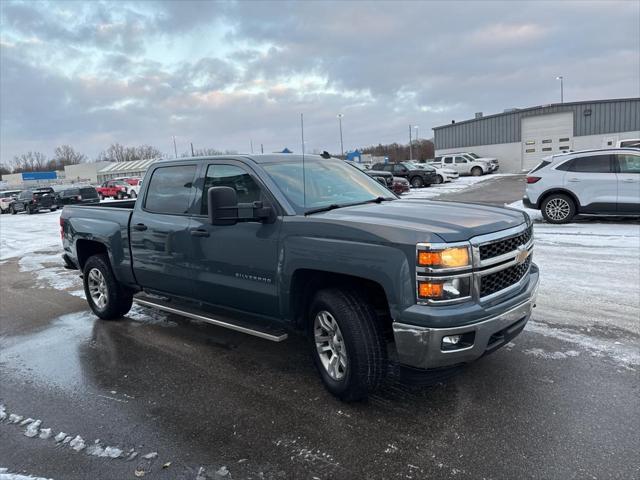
[181,148,238,157]
[54,145,86,167]
[97,143,164,162]
[0,163,11,177]
[12,151,49,173]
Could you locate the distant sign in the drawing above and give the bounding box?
[21,171,57,181]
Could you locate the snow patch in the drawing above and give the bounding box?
[0,210,62,261]
[0,405,6,421]
[0,468,54,480]
[24,420,42,438]
[54,432,67,442]
[142,452,158,460]
[38,428,52,440]
[8,415,23,424]
[69,435,86,452]
[523,348,580,360]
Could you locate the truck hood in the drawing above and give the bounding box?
[317,199,527,243]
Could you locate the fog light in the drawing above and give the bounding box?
[442,335,462,346]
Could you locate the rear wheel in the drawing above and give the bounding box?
[83,254,133,320]
[10,205,16,215]
[129,190,137,199]
[541,194,576,224]
[410,176,425,188]
[26,206,34,214]
[471,166,483,176]
[116,191,125,200]
[309,288,387,402]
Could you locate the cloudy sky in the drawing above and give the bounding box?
[1,0,638,162]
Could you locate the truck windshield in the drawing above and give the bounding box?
[263,158,395,213]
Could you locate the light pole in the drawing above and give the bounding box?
[408,125,413,161]
[337,113,344,158]
[556,76,564,103]
[414,125,419,161]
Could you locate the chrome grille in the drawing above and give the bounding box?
[480,256,532,297]
[479,225,533,261]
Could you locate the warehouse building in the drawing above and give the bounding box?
[97,158,158,183]
[433,98,639,172]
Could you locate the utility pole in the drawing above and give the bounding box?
[408,125,413,161]
[261,143,264,154]
[250,139,254,154]
[190,142,195,156]
[414,125,419,161]
[337,113,344,158]
[173,136,178,158]
[556,76,564,103]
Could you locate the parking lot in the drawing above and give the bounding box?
[1,175,639,480]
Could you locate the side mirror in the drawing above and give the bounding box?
[208,186,239,226]
[207,186,274,226]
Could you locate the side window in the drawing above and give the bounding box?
[201,164,262,215]
[455,156,466,164]
[568,155,611,173]
[616,154,640,174]
[393,164,405,173]
[555,160,573,171]
[382,165,394,172]
[443,157,452,164]
[144,165,196,214]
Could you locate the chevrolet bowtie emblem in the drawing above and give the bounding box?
[515,245,530,265]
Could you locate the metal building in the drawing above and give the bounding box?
[97,158,159,183]
[433,98,640,172]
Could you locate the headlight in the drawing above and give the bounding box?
[417,246,470,269]
[417,276,472,302]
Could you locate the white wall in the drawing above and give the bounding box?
[435,142,522,172]
[64,161,112,183]
[572,131,640,150]
[1,173,24,186]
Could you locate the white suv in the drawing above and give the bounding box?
[524,148,640,223]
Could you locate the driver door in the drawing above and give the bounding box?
[188,161,282,317]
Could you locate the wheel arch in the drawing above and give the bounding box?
[75,239,109,270]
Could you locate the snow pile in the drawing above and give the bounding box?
[402,174,497,200]
[0,468,54,480]
[0,210,62,261]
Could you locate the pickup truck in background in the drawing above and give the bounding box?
[96,179,135,200]
[430,154,492,176]
[61,154,539,401]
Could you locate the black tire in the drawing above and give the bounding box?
[26,206,34,214]
[471,166,483,176]
[541,193,576,224]
[129,190,137,199]
[10,205,16,215]
[83,254,133,320]
[410,176,425,188]
[309,288,387,402]
[99,193,105,201]
[116,191,124,200]
[435,175,444,184]
[50,207,57,212]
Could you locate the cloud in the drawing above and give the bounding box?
[1,0,638,163]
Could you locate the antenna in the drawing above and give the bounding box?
[301,113,306,209]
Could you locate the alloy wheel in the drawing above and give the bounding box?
[314,310,348,380]
[88,268,108,309]
[545,198,571,221]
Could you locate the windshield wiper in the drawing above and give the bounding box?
[304,197,394,216]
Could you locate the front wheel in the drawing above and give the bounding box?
[309,288,387,402]
[541,194,576,224]
[129,190,137,199]
[10,205,16,215]
[435,175,444,184]
[471,166,483,176]
[26,206,34,214]
[410,176,425,188]
[116,191,125,200]
[83,254,133,320]
[99,193,105,201]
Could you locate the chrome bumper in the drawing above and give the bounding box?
[392,275,539,369]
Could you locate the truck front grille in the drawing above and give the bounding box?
[480,256,532,297]
[479,225,532,260]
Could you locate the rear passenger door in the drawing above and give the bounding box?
[563,154,617,213]
[614,153,640,213]
[130,164,197,298]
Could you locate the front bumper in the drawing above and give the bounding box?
[392,270,539,369]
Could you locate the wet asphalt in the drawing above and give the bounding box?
[1,175,639,480]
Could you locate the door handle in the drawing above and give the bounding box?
[190,229,210,237]
[133,223,148,231]
[567,177,580,182]
[621,178,637,183]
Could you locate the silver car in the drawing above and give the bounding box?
[524,148,640,223]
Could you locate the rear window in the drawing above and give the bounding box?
[64,188,80,196]
[530,160,551,173]
[80,187,98,198]
[568,155,611,173]
[144,165,197,214]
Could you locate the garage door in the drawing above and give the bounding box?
[521,112,573,170]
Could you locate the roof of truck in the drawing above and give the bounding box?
[156,154,329,165]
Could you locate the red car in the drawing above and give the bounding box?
[96,180,131,200]
[392,176,410,194]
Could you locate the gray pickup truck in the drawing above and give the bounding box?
[61,154,539,401]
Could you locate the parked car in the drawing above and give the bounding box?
[0,190,21,214]
[371,162,438,188]
[96,180,132,200]
[391,176,410,194]
[112,177,142,198]
[10,187,57,214]
[524,148,640,223]
[53,185,100,206]
[463,152,499,172]
[62,153,539,402]
[349,162,394,190]
[408,162,458,183]
[430,154,492,176]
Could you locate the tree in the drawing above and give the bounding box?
[54,145,86,167]
[0,163,11,177]
[11,151,49,173]
[97,143,163,162]
[358,139,435,163]
[181,148,238,157]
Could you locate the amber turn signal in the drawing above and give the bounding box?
[418,282,443,299]
[418,247,469,268]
